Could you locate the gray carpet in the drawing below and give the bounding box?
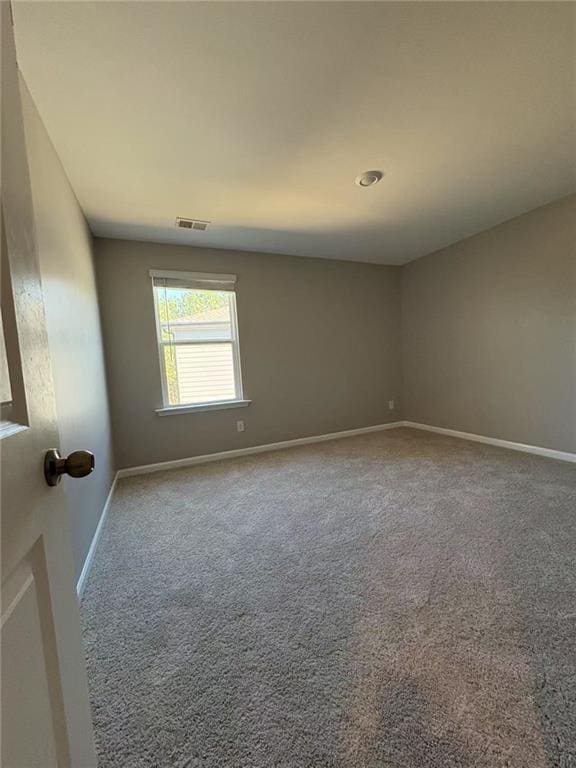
[82,428,576,768]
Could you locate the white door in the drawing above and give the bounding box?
[1,3,97,766]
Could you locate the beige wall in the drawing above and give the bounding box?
[402,194,576,453]
[92,196,575,472]
[21,80,115,581]
[94,239,402,468]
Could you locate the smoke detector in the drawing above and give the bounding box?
[175,217,211,231]
[354,170,383,188]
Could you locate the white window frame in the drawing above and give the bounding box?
[150,269,250,415]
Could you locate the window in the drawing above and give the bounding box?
[150,270,246,412]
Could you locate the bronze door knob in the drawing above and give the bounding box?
[44,449,95,487]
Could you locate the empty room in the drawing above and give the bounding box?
[1,1,575,766]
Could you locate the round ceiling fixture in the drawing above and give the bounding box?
[355,170,384,188]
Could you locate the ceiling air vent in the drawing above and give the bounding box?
[175,217,211,231]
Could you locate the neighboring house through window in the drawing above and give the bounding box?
[150,270,246,411]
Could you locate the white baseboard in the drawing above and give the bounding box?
[76,472,119,600]
[403,421,576,464]
[116,421,405,479]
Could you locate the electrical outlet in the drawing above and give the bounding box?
[388,400,395,410]
[236,420,245,432]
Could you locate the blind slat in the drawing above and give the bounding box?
[151,270,236,292]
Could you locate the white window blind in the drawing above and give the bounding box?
[150,270,243,408]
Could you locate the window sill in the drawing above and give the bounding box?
[156,399,252,416]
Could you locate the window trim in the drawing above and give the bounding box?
[150,270,245,410]
[155,399,251,416]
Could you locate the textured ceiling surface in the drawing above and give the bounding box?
[14,1,576,264]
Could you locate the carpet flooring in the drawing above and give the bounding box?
[82,428,576,768]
